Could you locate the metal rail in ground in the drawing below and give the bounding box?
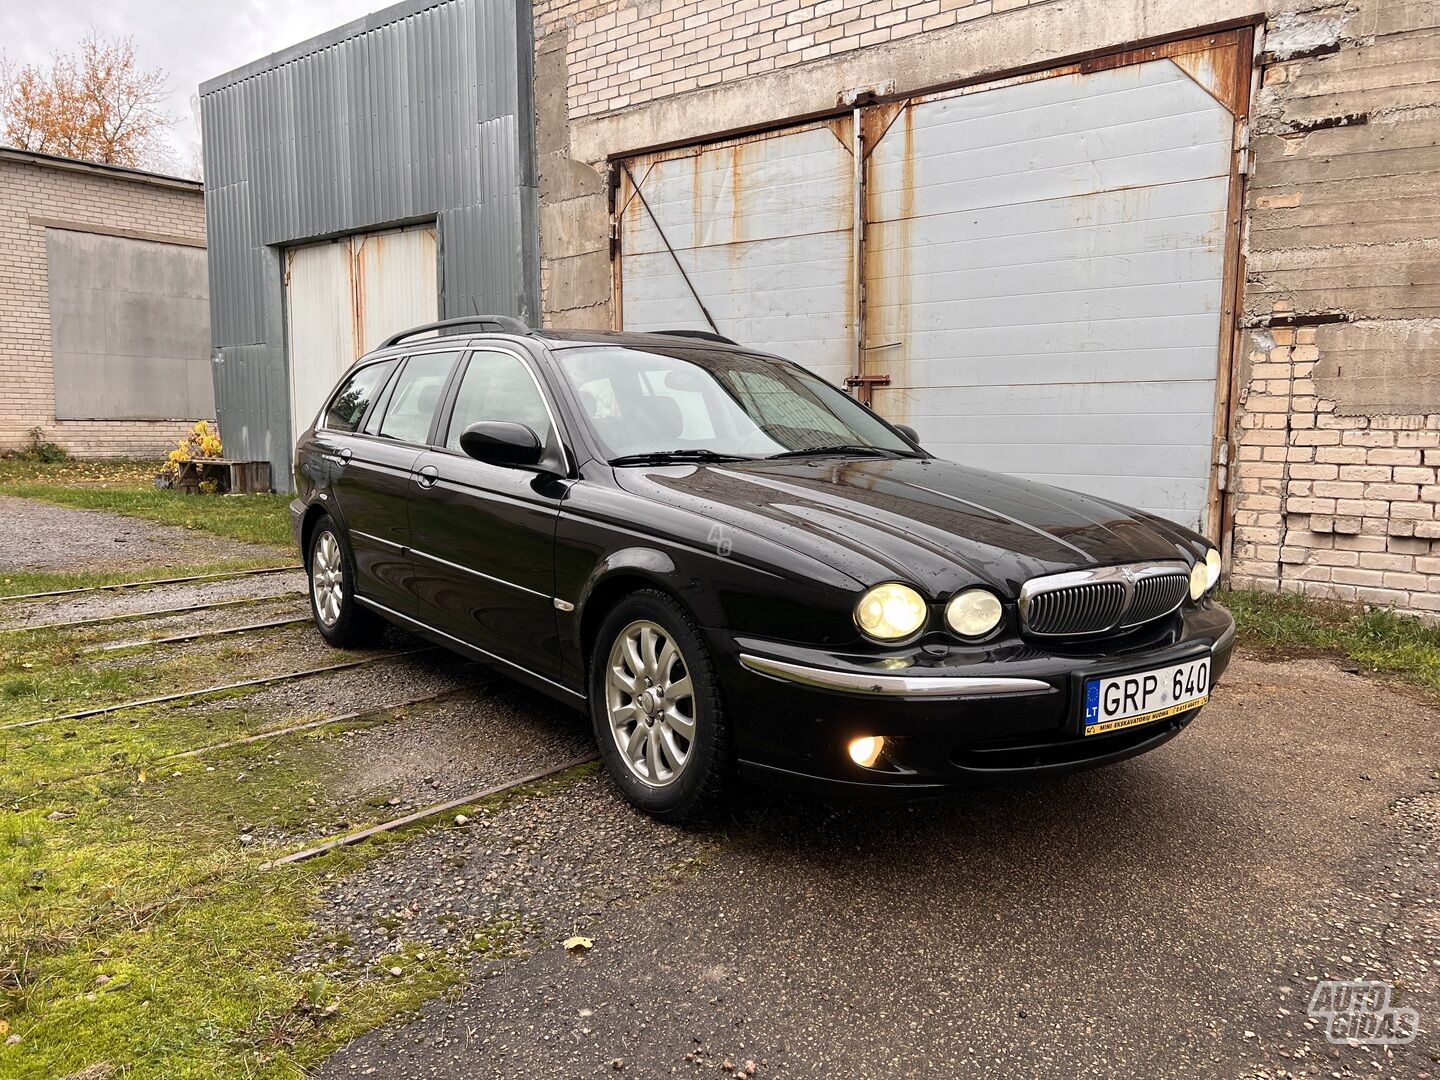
[0,564,302,603]
[9,683,490,802]
[0,592,305,635]
[0,647,440,731]
[261,754,598,869]
[84,615,312,654]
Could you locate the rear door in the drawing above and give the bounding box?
[308,358,422,614]
[407,347,568,680]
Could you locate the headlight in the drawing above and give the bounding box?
[1189,560,1208,601]
[855,583,928,641]
[945,589,1003,637]
[1205,548,1222,592]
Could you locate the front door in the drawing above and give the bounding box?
[407,348,568,679]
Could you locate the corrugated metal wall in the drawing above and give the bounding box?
[200,0,537,487]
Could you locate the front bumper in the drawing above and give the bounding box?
[711,602,1235,797]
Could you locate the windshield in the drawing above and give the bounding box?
[552,346,916,463]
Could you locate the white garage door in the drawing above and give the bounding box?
[615,35,1248,535]
[866,59,1234,529]
[285,224,438,436]
[618,121,856,384]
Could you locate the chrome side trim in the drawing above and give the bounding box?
[1018,560,1189,637]
[354,595,585,700]
[739,654,1051,698]
[350,528,405,553]
[409,545,549,599]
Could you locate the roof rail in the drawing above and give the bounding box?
[653,328,740,346]
[380,316,531,349]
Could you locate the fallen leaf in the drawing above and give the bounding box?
[563,936,593,953]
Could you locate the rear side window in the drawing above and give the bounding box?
[376,351,462,445]
[323,360,396,432]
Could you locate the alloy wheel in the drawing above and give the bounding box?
[604,619,697,787]
[311,530,345,627]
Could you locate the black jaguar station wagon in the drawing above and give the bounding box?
[292,317,1235,821]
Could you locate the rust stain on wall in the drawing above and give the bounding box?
[728,139,748,263]
[348,238,365,359]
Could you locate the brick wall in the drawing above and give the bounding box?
[1227,0,1440,612]
[0,155,209,459]
[537,0,1031,119]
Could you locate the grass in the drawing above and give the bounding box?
[0,472,536,1077]
[0,623,590,1078]
[0,459,293,551]
[1225,588,1440,696]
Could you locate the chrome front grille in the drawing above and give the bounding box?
[1024,581,1126,636]
[1019,561,1190,638]
[1127,571,1190,626]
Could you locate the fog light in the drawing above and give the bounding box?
[848,735,885,768]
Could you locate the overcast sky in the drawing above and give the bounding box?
[1,0,381,175]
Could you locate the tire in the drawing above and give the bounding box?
[589,589,732,823]
[306,514,383,648]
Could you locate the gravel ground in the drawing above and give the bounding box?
[318,656,1440,1080]
[0,493,288,573]
[1250,789,1439,1079]
[302,771,714,1004]
[0,569,306,629]
[325,680,593,812]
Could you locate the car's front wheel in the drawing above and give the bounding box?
[590,590,731,823]
[307,514,382,648]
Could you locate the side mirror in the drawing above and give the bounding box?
[894,423,921,444]
[459,421,543,467]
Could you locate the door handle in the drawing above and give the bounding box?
[338,447,352,464]
[416,465,440,489]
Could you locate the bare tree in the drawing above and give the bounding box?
[0,31,176,171]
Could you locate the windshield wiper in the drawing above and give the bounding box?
[766,444,901,459]
[608,449,752,466]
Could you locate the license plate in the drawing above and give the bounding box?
[1082,657,1210,736]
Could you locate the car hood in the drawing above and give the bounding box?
[614,456,1206,597]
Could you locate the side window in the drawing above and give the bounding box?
[323,360,396,433]
[376,351,462,445]
[445,351,554,451]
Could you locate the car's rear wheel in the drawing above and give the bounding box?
[590,590,731,822]
[307,515,382,648]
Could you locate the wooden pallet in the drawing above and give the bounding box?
[173,458,273,495]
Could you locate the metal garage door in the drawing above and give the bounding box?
[866,59,1235,529]
[617,120,856,384]
[615,34,1249,535]
[284,224,438,436]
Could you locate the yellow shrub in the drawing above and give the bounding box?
[161,421,225,478]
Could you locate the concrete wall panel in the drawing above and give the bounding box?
[46,229,213,421]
